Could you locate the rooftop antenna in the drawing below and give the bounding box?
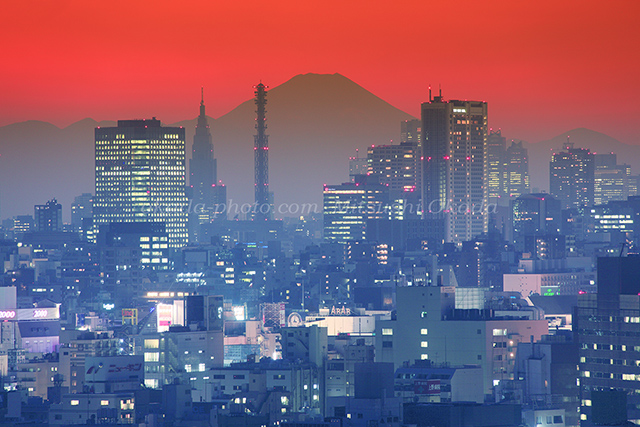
[439,84,442,97]
[429,85,432,102]
[200,87,204,106]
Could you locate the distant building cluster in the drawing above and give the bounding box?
[1,85,640,427]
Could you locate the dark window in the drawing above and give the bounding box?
[233,375,245,379]
[553,416,563,424]
[382,341,393,348]
[214,375,225,379]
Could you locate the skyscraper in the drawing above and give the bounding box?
[34,198,62,232]
[504,140,530,198]
[94,119,188,248]
[367,141,420,194]
[348,149,368,182]
[550,140,594,210]
[486,129,506,203]
[511,193,561,252]
[421,90,488,244]
[593,153,631,205]
[254,83,272,221]
[71,193,93,231]
[577,256,640,425]
[323,175,389,243]
[190,89,217,208]
[189,90,226,241]
[401,119,422,145]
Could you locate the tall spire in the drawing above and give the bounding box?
[254,82,271,221]
[199,87,206,119]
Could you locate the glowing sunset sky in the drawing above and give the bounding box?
[2,0,639,143]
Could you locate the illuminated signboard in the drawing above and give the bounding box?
[122,308,138,326]
[0,310,16,319]
[232,306,246,321]
[0,308,60,321]
[414,379,441,395]
[157,303,173,332]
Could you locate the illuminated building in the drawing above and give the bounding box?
[367,141,421,194]
[71,193,93,240]
[421,90,488,244]
[594,153,631,206]
[97,222,170,303]
[348,149,368,182]
[35,198,62,232]
[504,140,530,198]
[549,141,594,211]
[323,175,390,243]
[376,286,548,397]
[511,193,561,253]
[486,129,506,203]
[401,119,422,145]
[94,119,188,248]
[189,90,226,242]
[577,257,640,425]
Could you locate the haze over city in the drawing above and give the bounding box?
[1,1,640,426]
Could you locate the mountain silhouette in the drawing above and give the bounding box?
[0,73,413,220]
[2,76,638,223]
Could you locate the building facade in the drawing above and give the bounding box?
[550,142,594,211]
[505,141,530,198]
[421,93,488,244]
[94,119,188,248]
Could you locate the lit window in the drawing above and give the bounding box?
[382,328,393,336]
[71,400,80,406]
[144,353,159,362]
[101,400,109,406]
[421,341,428,348]
[144,339,159,349]
[421,328,428,335]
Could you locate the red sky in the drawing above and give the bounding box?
[2,0,639,143]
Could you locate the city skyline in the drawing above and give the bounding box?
[3,2,640,426]
[1,1,639,146]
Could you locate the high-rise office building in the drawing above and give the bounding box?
[550,141,594,210]
[188,91,226,241]
[504,140,530,198]
[367,141,420,194]
[348,149,368,182]
[486,130,506,203]
[323,175,389,243]
[422,90,488,244]
[71,193,93,230]
[577,256,640,425]
[511,193,561,253]
[254,83,272,221]
[593,153,631,206]
[401,119,422,145]
[34,198,62,232]
[94,119,188,248]
[71,193,94,241]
